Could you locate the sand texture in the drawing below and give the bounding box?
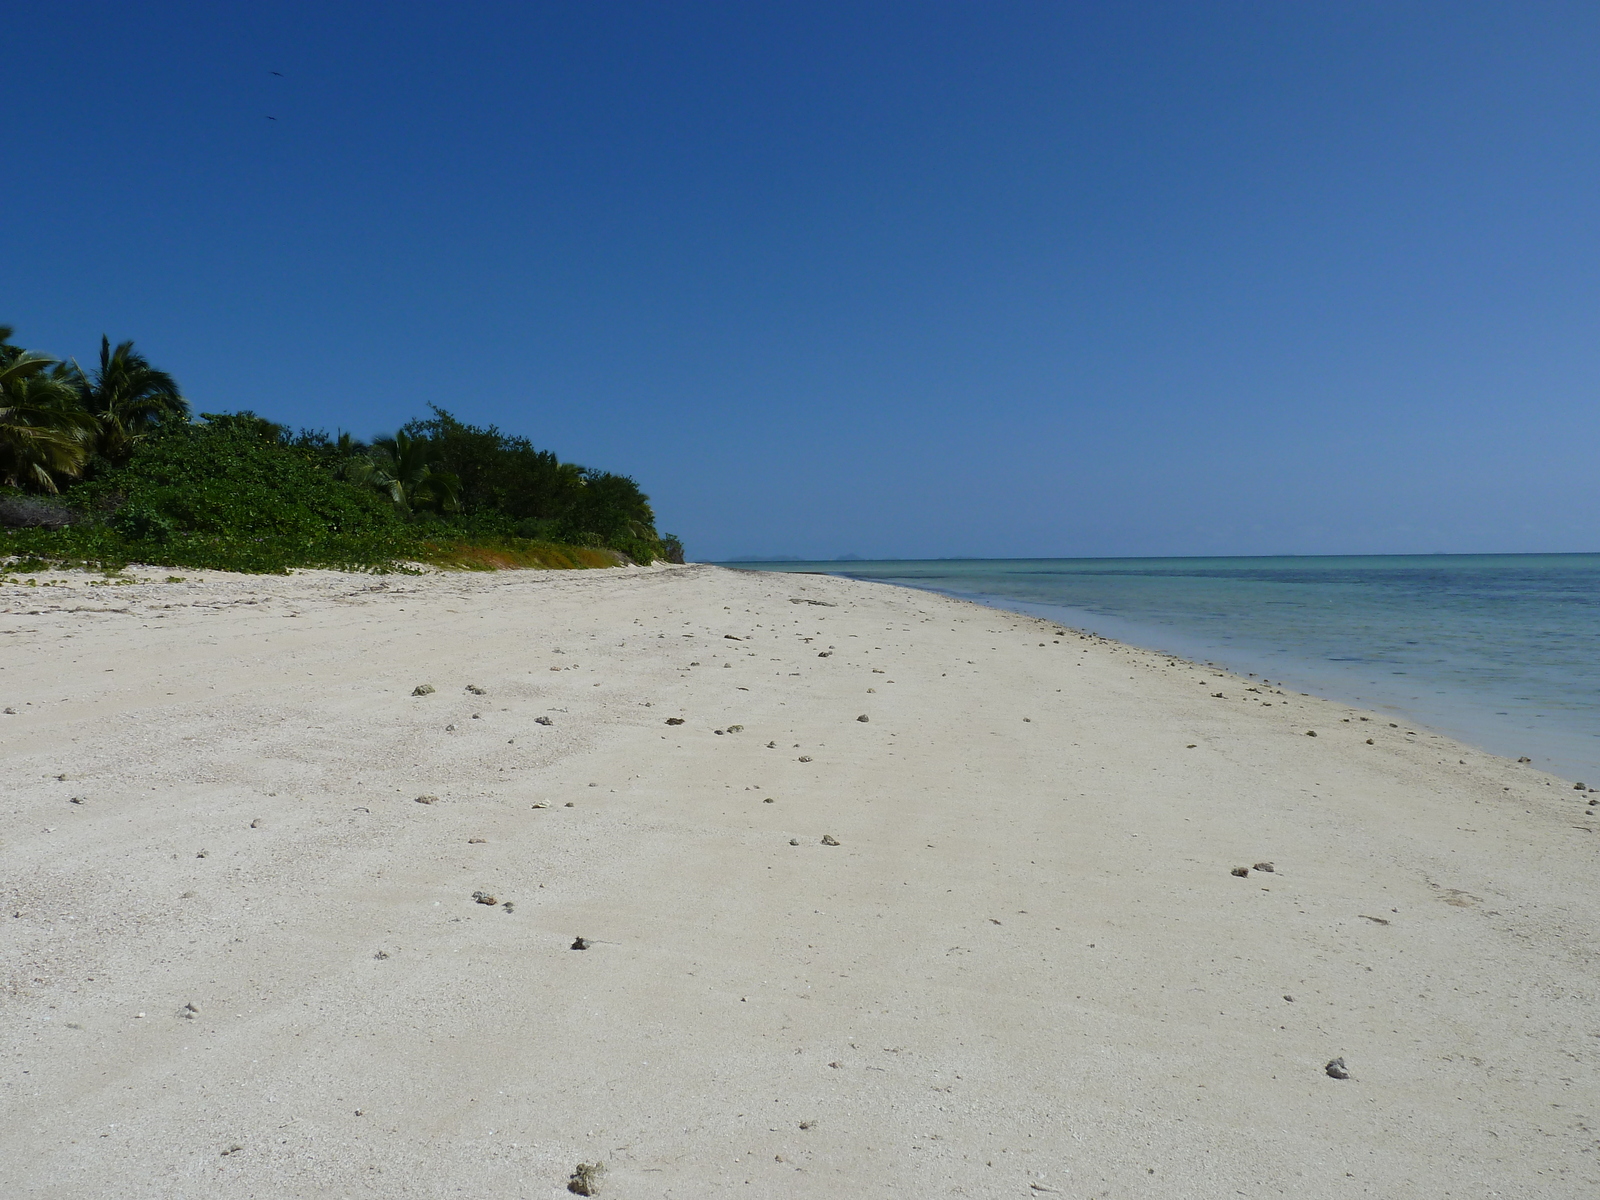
[3,563,1597,1197]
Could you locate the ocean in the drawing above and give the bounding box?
[720,554,1600,785]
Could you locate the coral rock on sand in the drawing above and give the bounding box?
[856,714,870,722]
[1253,862,1275,873]
[535,716,553,726]
[1325,1057,1351,1080]
[1231,866,1249,877]
[568,1161,605,1195]
[414,795,439,805]
[665,717,685,725]
[411,684,435,696]
[821,834,840,846]
[465,684,487,695]
[472,891,497,906]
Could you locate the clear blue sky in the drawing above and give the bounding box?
[7,2,1599,559]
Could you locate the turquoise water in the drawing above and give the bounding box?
[722,554,1600,784]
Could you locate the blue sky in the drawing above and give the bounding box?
[7,2,1599,559]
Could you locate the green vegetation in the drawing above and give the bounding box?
[0,326,684,573]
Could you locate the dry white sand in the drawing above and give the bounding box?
[2,562,1597,1198]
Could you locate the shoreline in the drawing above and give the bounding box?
[4,563,1598,1196]
[725,557,1600,788]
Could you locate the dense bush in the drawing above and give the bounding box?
[2,327,683,573]
[398,409,668,563]
[4,415,416,572]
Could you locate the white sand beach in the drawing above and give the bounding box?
[3,562,1596,1198]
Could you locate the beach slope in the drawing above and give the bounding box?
[2,564,1595,1197]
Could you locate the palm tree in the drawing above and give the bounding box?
[0,328,99,493]
[343,431,461,515]
[72,335,188,464]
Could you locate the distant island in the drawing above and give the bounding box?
[0,326,682,573]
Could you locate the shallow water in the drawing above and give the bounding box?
[722,554,1600,784]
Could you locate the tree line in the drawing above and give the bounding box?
[0,327,682,572]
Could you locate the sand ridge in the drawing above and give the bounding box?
[2,563,1596,1197]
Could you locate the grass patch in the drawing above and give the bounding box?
[416,537,626,571]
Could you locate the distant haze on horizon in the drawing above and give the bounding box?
[7,2,1600,560]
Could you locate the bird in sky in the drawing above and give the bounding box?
[265,115,277,120]
[270,71,283,76]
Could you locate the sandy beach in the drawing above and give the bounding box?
[3,562,1596,1198]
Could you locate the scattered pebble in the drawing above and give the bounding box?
[415,795,439,805]
[665,717,685,725]
[412,684,435,696]
[565,801,575,807]
[799,1120,814,1130]
[374,950,390,959]
[856,714,869,723]
[1252,862,1275,873]
[221,1144,243,1157]
[727,724,744,732]
[1518,756,1532,764]
[1306,730,1317,737]
[466,684,487,695]
[1358,914,1390,925]
[531,802,550,809]
[571,937,591,950]
[821,834,840,846]
[250,818,261,828]
[535,716,554,726]
[789,838,800,846]
[445,723,456,731]
[1575,782,1588,791]
[502,901,515,913]
[68,796,83,805]
[764,797,775,804]
[1325,1057,1350,1080]
[182,1002,200,1018]
[1231,866,1249,877]
[468,837,486,844]
[818,651,831,658]
[798,755,813,763]
[472,891,498,905]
